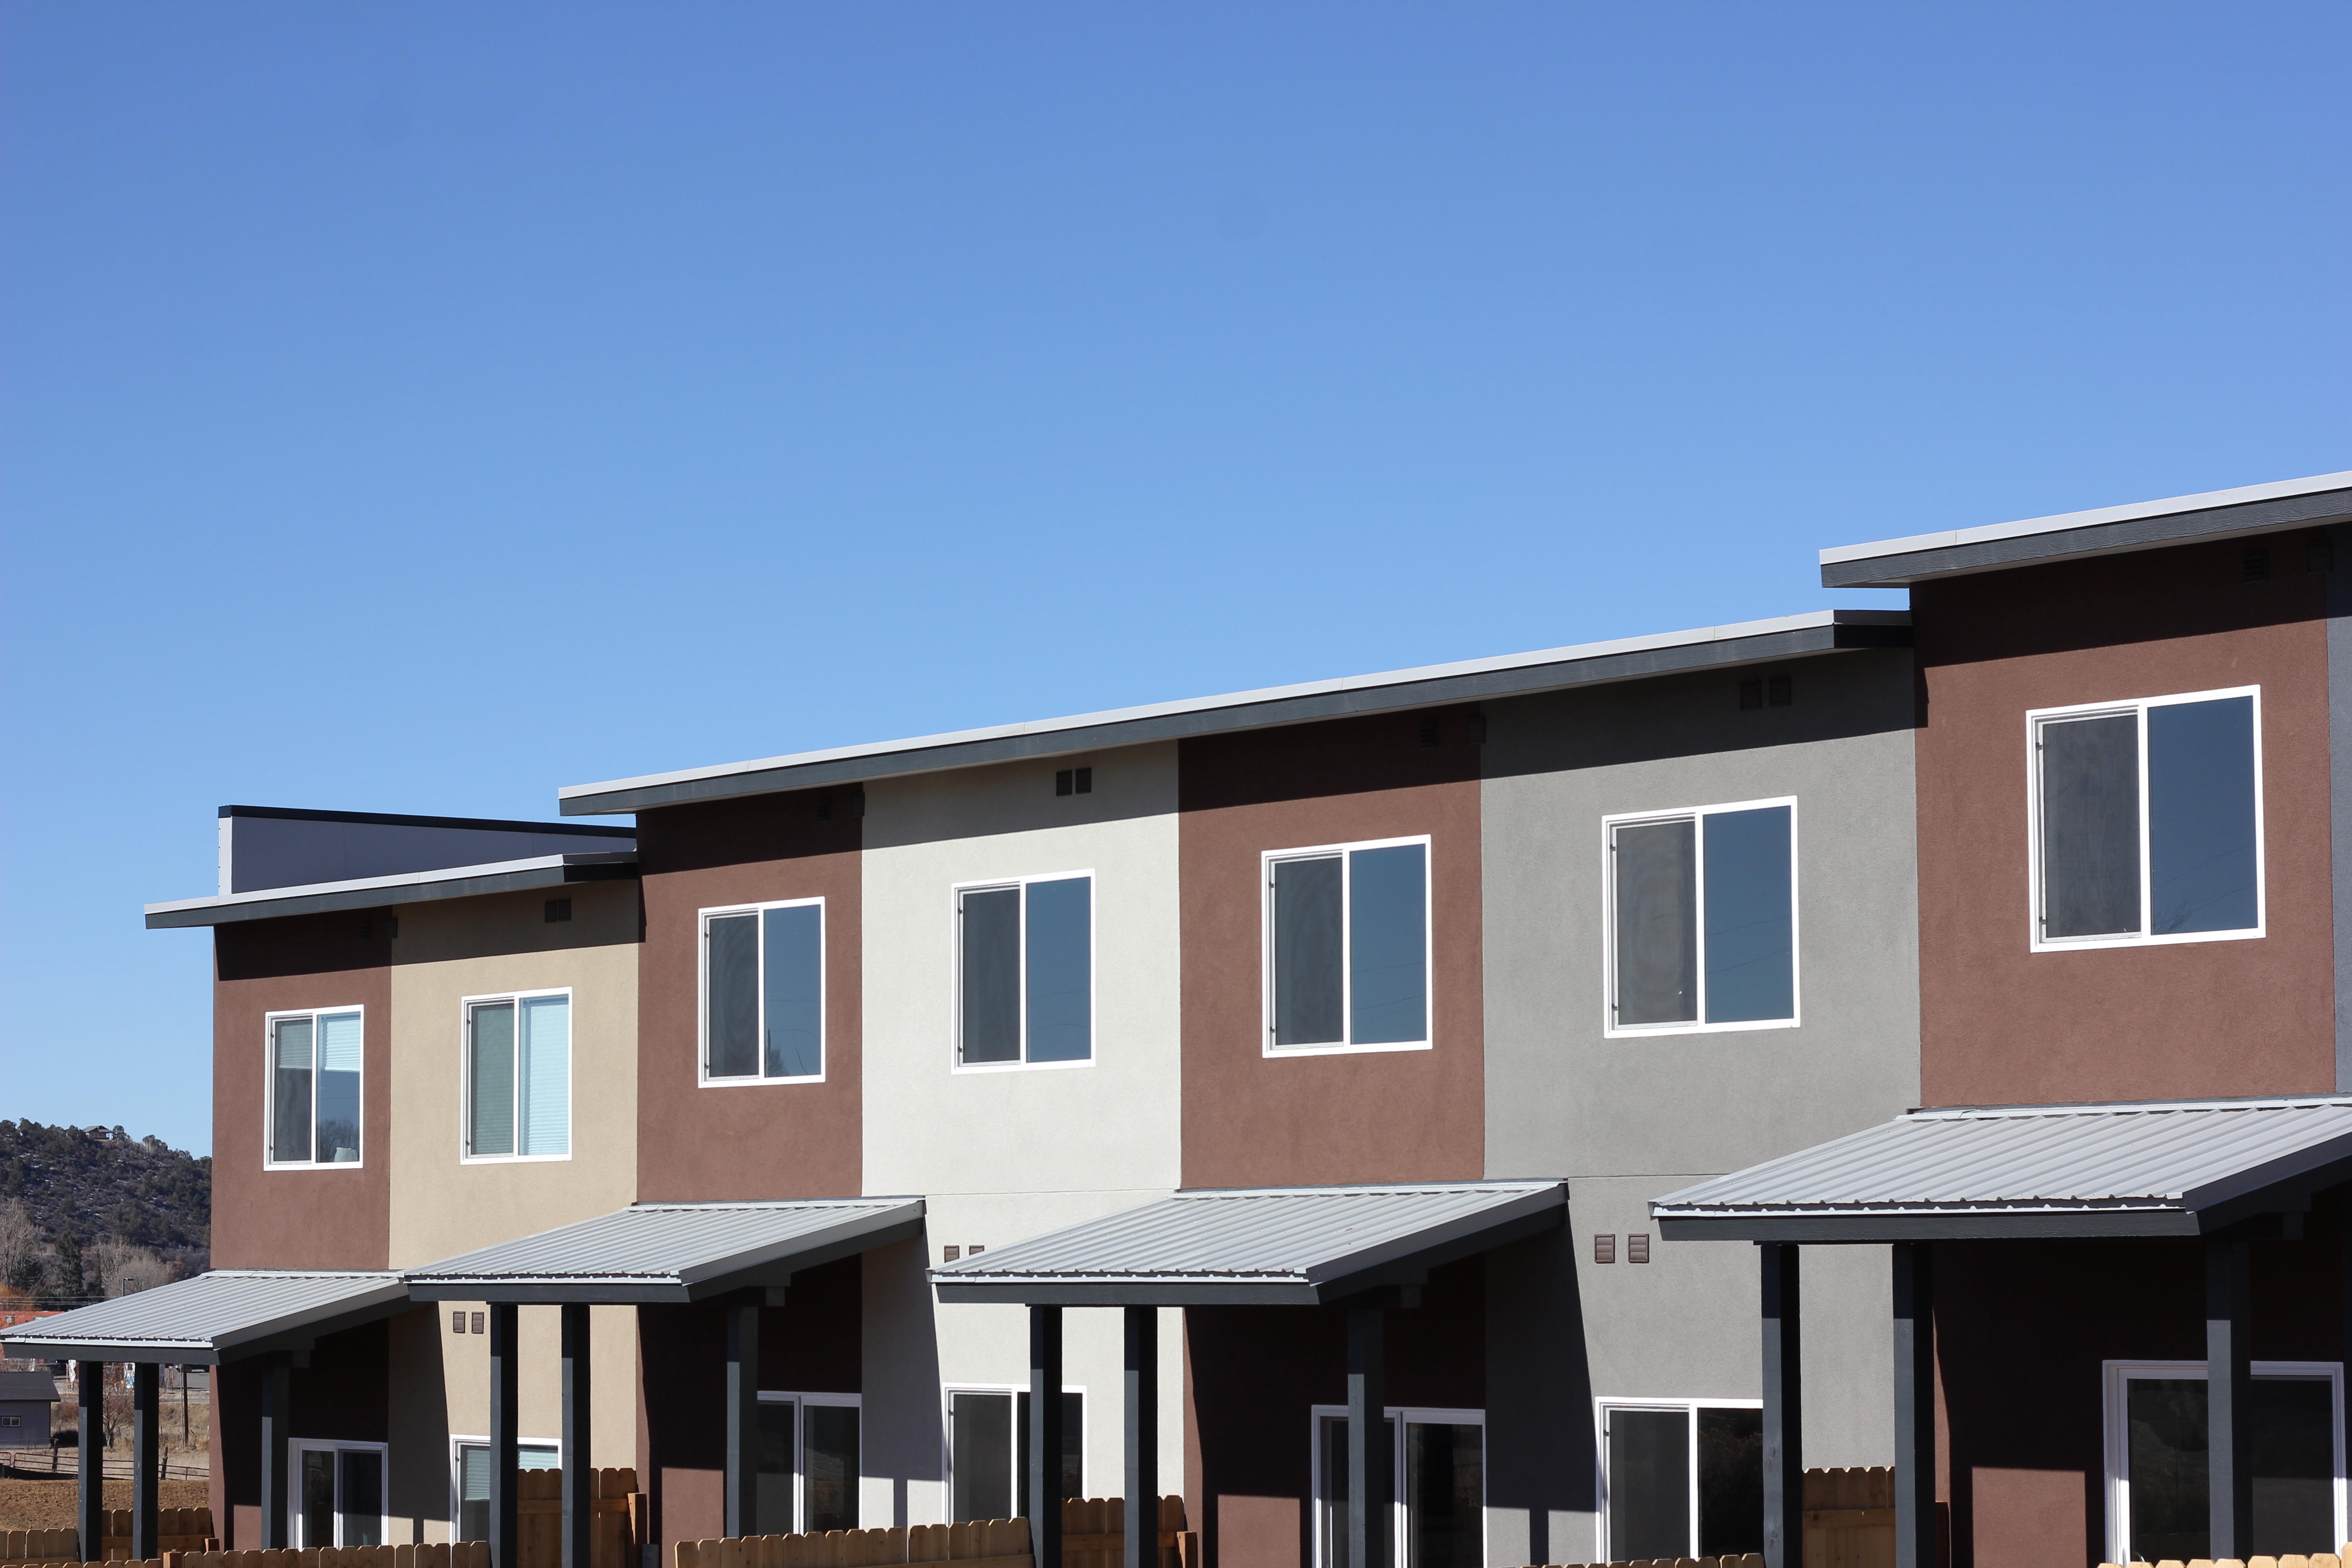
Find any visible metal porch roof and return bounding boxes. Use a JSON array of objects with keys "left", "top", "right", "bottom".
[
  {"left": 1652, "top": 1097, "right": 2352, "bottom": 1241},
  {"left": 931, "top": 1180, "right": 1566, "bottom": 1305},
  {"left": 0, "top": 1272, "right": 409, "bottom": 1364},
  {"left": 403, "top": 1199, "right": 926, "bottom": 1303}
]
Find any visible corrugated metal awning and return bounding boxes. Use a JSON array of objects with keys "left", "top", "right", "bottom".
[
  {"left": 1652, "top": 1097, "right": 2352, "bottom": 1241},
  {"left": 931, "top": 1180, "right": 1566, "bottom": 1305},
  {"left": 404, "top": 1199, "right": 926, "bottom": 1303},
  {"left": 0, "top": 1271, "right": 409, "bottom": 1364}
]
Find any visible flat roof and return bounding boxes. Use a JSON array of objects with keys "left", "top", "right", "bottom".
[
  {"left": 145, "top": 851, "right": 639, "bottom": 929},
  {"left": 1820, "top": 470, "right": 2352, "bottom": 588},
  {"left": 559, "top": 609, "right": 1912, "bottom": 816},
  {"left": 0, "top": 1271, "right": 409, "bottom": 1364},
  {"left": 1651, "top": 1095, "right": 2352, "bottom": 1241}
]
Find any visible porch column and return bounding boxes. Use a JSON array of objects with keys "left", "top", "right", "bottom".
[
  {"left": 1891, "top": 1243, "right": 1935, "bottom": 1568},
  {"left": 1345, "top": 1304, "right": 1390, "bottom": 1568},
  {"left": 2206, "top": 1232, "right": 2254, "bottom": 1560},
  {"left": 1029, "top": 1305, "right": 1063, "bottom": 1568},
  {"left": 76, "top": 1360, "right": 104, "bottom": 1563},
  {"left": 725, "top": 1293, "right": 760, "bottom": 1538},
  {"left": 1760, "top": 1244, "right": 1802, "bottom": 1568},
  {"left": 491, "top": 1303, "right": 521, "bottom": 1568},
  {"left": 259, "top": 1361, "right": 291, "bottom": 1548},
  {"left": 562, "top": 1303, "right": 592, "bottom": 1568},
  {"left": 1125, "top": 1307, "right": 1159, "bottom": 1568},
  {"left": 132, "top": 1362, "right": 160, "bottom": 1559}
]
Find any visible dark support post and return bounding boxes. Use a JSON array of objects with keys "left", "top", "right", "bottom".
[
  {"left": 260, "top": 1361, "right": 291, "bottom": 1548},
  {"left": 1345, "top": 1304, "right": 1390, "bottom": 1568},
  {"left": 2207, "top": 1232, "right": 2254, "bottom": 1561},
  {"left": 562, "top": 1303, "right": 593, "bottom": 1568},
  {"left": 726, "top": 1293, "right": 760, "bottom": 1538},
  {"left": 1760, "top": 1244, "right": 1803, "bottom": 1568},
  {"left": 76, "top": 1360, "right": 105, "bottom": 1563},
  {"left": 1124, "top": 1307, "right": 1159, "bottom": 1568},
  {"left": 1030, "top": 1306, "right": 1064, "bottom": 1568},
  {"left": 1892, "top": 1243, "right": 1936, "bottom": 1568},
  {"left": 132, "top": 1362, "right": 160, "bottom": 1560},
  {"left": 491, "top": 1303, "right": 521, "bottom": 1568}
]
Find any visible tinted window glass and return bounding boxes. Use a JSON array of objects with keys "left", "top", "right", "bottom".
[
  {"left": 1702, "top": 808, "right": 1793, "bottom": 1024},
  {"left": 755, "top": 1399, "right": 795, "bottom": 1534},
  {"left": 1404, "top": 1419, "right": 1482, "bottom": 1568},
  {"left": 338, "top": 1449, "right": 382, "bottom": 1546},
  {"left": 2250, "top": 1375, "right": 2334, "bottom": 1556},
  {"left": 2042, "top": 713, "right": 2141, "bottom": 937},
  {"left": 1607, "top": 1407, "right": 1689, "bottom": 1561},
  {"left": 1274, "top": 857, "right": 1345, "bottom": 1047},
  {"left": 300, "top": 1449, "right": 335, "bottom": 1547},
  {"left": 1015, "top": 1390, "right": 1084, "bottom": 1515},
  {"left": 1351, "top": 845, "right": 1428, "bottom": 1045},
  {"left": 271, "top": 1018, "right": 314, "bottom": 1164},
  {"left": 2149, "top": 695, "right": 2260, "bottom": 935},
  {"left": 951, "top": 1392, "right": 1013, "bottom": 1522},
  {"left": 2128, "top": 1378, "right": 2208, "bottom": 1562},
  {"left": 706, "top": 913, "right": 760, "bottom": 1077},
  {"left": 762, "top": 905, "right": 824, "bottom": 1078},
  {"left": 960, "top": 890, "right": 1022, "bottom": 1065},
  {"left": 314, "top": 1013, "right": 362, "bottom": 1164},
  {"left": 1615, "top": 822, "right": 1697, "bottom": 1026},
  {"left": 1697, "top": 1407, "right": 1764, "bottom": 1557},
  {"left": 1316, "top": 1413, "right": 1397, "bottom": 1568},
  {"left": 469, "top": 1003, "right": 516, "bottom": 1157},
  {"left": 1025, "top": 878, "right": 1093, "bottom": 1063},
  {"left": 805, "top": 1403, "right": 860, "bottom": 1533}
]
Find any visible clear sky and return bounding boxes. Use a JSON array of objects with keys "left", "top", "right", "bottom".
[{"left": 3, "top": 4, "right": 2346, "bottom": 1156}]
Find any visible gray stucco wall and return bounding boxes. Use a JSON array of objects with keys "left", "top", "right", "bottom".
[{"left": 1479, "top": 649, "right": 1921, "bottom": 1566}]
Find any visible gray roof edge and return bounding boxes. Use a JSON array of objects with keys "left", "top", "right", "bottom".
[
  {"left": 1297, "top": 1180, "right": 1567, "bottom": 1288},
  {"left": 146, "top": 853, "right": 640, "bottom": 929},
  {"left": 400, "top": 1197, "right": 926, "bottom": 1286},
  {"left": 560, "top": 613, "right": 1913, "bottom": 816},
  {"left": 0, "top": 1273, "right": 412, "bottom": 1360}
]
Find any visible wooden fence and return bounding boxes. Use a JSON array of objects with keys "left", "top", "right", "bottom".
[
  {"left": 674, "top": 1496, "right": 1197, "bottom": 1568},
  {"left": 514, "top": 1468, "right": 647, "bottom": 1568},
  {"left": 2099, "top": 1551, "right": 2352, "bottom": 1567},
  {"left": 0, "top": 1548, "right": 490, "bottom": 1568},
  {"left": 1514, "top": 1466, "right": 1894, "bottom": 1568},
  {"left": 0, "top": 1509, "right": 219, "bottom": 1563}
]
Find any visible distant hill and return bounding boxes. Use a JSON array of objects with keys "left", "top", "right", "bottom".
[{"left": 0, "top": 1121, "right": 210, "bottom": 1305}]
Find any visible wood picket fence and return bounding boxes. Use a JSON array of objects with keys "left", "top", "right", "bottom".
[
  {"left": 0, "top": 1509, "right": 219, "bottom": 1563},
  {"left": 2099, "top": 1551, "right": 2352, "bottom": 1568},
  {"left": 1514, "top": 1466, "right": 1894, "bottom": 1568},
  {"left": 673, "top": 1496, "right": 1197, "bottom": 1568},
  {"left": 0, "top": 1548, "right": 490, "bottom": 1568},
  {"left": 514, "top": 1468, "right": 647, "bottom": 1568}
]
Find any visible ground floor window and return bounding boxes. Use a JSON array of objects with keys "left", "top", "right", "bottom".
[
  {"left": 452, "top": 1437, "right": 559, "bottom": 1542},
  {"left": 291, "top": 1439, "right": 391, "bottom": 1548},
  {"left": 1595, "top": 1399, "right": 1762, "bottom": 1563},
  {"left": 2104, "top": 1360, "right": 2347, "bottom": 1563},
  {"left": 1311, "top": 1406, "right": 1485, "bottom": 1568},
  {"left": 946, "top": 1386, "right": 1084, "bottom": 1523},
  {"left": 757, "top": 1392, "right": 861, "bottom": 1534}
]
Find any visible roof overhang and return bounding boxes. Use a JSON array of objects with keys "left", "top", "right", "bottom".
[
  {"left": 558, "top": 612, "right": 1911, "bottom": 816},
  {"left": 0, "top": 1271, "right": 410, "bottom": 1365},
  {"left": 1653, "top": 1096, "right": 2352, "bottom": 1243},
  {"left": 145, "top": 852, "right": 639, "bottom": 929},
  {"left": 403, "top": 1199, "right": 926, "bottom": 1304},
  {"left": 1819, "top": 470, "right": 2352, "bottom": 589},
  {"left": 932, "top": 1180, "right": 1567, "bottom": 1306}
]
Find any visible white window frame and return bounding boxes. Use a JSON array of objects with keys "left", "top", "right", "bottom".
[
  {"left": 1308, "top": 1403, "right": 1487, "bottom": 1568},
  {"left": 459, "top": 987, "right": 574, "bottom": 1164},
  {"left": 698, "top": 897, "right": 828, "bottom": 1086},
  {"left": 448, "top": 1434, "right": 561, "bottom": 1543},
  {"left": 941, "top": 1382, "right": 1088, "bottom": 1517},
  {"left": 1592, "top": 1396, "right": 1764, "bottom": 1565},
  {"left": 1261, "top": 835, "right": 1436, "bottom": 1058},
  {"left": 756, "top": 1390, "right": 863, "bottom": 1534},
  {"left": 1601, "top": 797, "right": 1800, "bottom": 1038},
  {"left": 2026, "top": 685, "right": 2267, "bottom": 953},
  {"left": 950, "top": 872, "right": 1098, "bottom": 1074},
  {"left": 287, "top": 1437, "right": 392, "bottom": 1548},
  {"left": 2101, "top": 1358, "right": 2344, "bottom": 1564},
  {"left": 262, "top": 1005, "right": 367, "bottom": 1171}
]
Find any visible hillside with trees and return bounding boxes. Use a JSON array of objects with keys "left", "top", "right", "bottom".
[{"left": 0, "top": 1120, "right": 210, "bottom": 1307}]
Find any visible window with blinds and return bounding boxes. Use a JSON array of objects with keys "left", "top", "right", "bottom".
[
  {"left": 466, "top": 993, "right": 572, "bottom": 1160},
  {"left": 267, "top": 1009, "right": 364, "bottom": 1167}
]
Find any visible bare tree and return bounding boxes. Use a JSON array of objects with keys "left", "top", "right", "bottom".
[
  {"left": 0, "top": 1200, "right": 38, "bottom": 1294},
  {"left": 90, "top": 1238, "right": 167, "bottom": 1298}
]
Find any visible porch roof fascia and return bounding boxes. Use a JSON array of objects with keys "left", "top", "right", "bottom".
[{"left": 0, "top": 1270, "right": 410, "bottom": 1365}]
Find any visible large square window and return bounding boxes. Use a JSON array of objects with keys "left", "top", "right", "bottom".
[
  {"left": 946, "top": 1387, "right": 1084, "bottom": 1522},
  {"left": 465, "top": 991, "right": 570, "bottom": 1160},
  {"left": 1311, "top": 1406, "right": 1484, "bottom": 1568},
  {"left": 292, "top": 1440, "right": 389, "bottom": 1547},
  {"left": 267, "top": 1009, "right": 363, "bottom": 1168},
  {"left": 2103, "top": 1360, "right": 2343, "bottom": 1563},
  {"left": 956, "top": 875, "right": 1093, "bottom": 1068},
  {"left": 1605, "top": 800, "right": 1796, "bottom": 1034},
  {"left": 756, "top": 1392, "right": 862, "bottom": 1535},
  {"left": 1265, "top": 839, "right": 1431, "bottom": 1054},
  {"left": 1596, "top": 1401, "right": 1763, "bottom": 1563},
  {"left": 2033, "top": 689, "right": 2264, "bottom": 948},
  {"left": 702, "top": 900, "right": 826, "bottom": 1083}
]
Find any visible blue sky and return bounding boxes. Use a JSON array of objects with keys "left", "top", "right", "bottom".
[{"left": 4, "top": 4, "right": 2346, "bottom": 1156}]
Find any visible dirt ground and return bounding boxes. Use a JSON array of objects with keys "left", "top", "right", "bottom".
[{"left": 0, "top": 1477, "right": 211, "bottom": 1530}]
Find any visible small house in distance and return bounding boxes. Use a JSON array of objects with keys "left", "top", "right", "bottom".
[{"left": 0, "top": 1370, "right": 62, "bottom": 1447}]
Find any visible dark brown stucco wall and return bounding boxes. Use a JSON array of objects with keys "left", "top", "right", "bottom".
[
  {"left": 1178, "top": 710, "right": 1484, "bottom": 1189},
  {"left": 213, "top": 1318, "right": 395, "bottom": 1548},
  {"left": 633, "top": 792, "right": 862, "bottom": 1201},
  {"left": 212, "top": 915, "right": 393, "bottom": 1269},
  {"left": 1912, "top": 543, "right": 2334, "bottom": 1106}
]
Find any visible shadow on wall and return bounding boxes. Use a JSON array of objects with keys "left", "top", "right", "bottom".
[
  {"left": 387, "top": 1306, "right": 451, "bottom": 1542},
  {"left": 1486, "top": 1229, "right": 1595, "bottom": 1568}
]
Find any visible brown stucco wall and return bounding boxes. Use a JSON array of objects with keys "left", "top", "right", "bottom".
[
  {"left": 1912, "top": 542, "right": 2335, "bottom": 1106},
  {"left": 212, "top": 914, "right": 394, "bottom": 1269},
  {"left": 634, "top": 793, "right": 862, "bottom": 1200},
  {"left": 1177, "top": 709, "right": 1484, "bottom": 1188}
]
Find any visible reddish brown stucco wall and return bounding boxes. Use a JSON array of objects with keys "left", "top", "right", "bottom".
[
  {"left": 634, "top": 792, "right": 862, "bottom": 1200},
  {"left": 212, "top": 915, "right": 393, "bottom": 1269},
  {"left": 1912, "top": 543, "right": 2334, "bottom": 1106},
  {"left": 1178, "top": 709, "right": 1484, "bottom": 1189}
]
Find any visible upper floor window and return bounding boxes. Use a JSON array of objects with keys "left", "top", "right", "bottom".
[
  {"left": 268, "top": 1008, "right": 363, "bottom": 1167},
  {"left": 956, "top": 875, "right": 1093, "bottom": 1068},
  {"left": 465, "top": 990, "right": 570, "bottom": 1160},
  {"left": 1606, "top": 801, "right": 1797, "bottom": 1034},
  {"left": 2031, "top": 688, "right": 2263, "bottom": 949},
  {"left": 1264, "top": 838, "right": 1430, "bottom": 1054},
  {"left": 703, "top": 899, "right": 825, "bottom": 1083}
]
